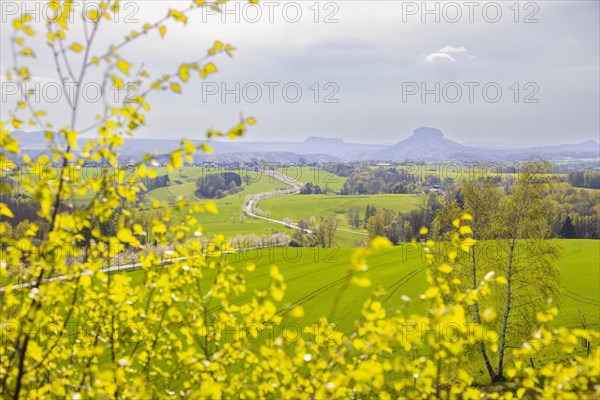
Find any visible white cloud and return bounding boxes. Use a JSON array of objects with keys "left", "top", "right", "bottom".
[
  {"left": 425, "top": 52, "right": 456, "bottom": 62},
  {"left": 438, "top": 45, "right": 467, "bottom": 53}
]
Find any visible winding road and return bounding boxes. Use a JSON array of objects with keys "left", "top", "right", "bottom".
[{"left": 242, "top": 169, "right": 367, "bottom": 237}]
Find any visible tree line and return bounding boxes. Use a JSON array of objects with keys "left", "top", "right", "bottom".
[
  {"left": 342, "top": 166, "right": 428, "bottom": 195},
  {"left": 567, "top": 170, "right": 600, "bottom": 189},
  {"left": 195, "top": 172, "right": 244, "bottom": 199},
  {"left": 364, "top": 170, "right": 599, "bottom": 241}
]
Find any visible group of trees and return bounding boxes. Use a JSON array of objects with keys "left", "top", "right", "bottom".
[
  {"left": 140, "top": 174, "right": 170, "bottom": 191},
  {"left": 290, "top": 229, "right": 317, "bottom": 247},
  {"left": 342, "top": 166, "right": 432, "bottom": 195},
  {"left": 545, "top": 182, "right": 600, "bottom": 239},
  {"left": 362, "top": 168, "right": 600, "bottom": 244},
  {"left": 360, "top": 174, "right": 600, "bottom": 241},
  {"left": 299, "top": 182, "right": 323, "bottom": 194},
  {"left": 0, "top": 193, "right": 42, "bottom": 229},
  {"left": 365, "top": 208, "right": 434, "bottom": 243},
  {"left": 314, "top": 217, "right": 339, "bottom": 248},
  {"left": 363, "top": 204, "right": 376, "bottom": 228},
  {"left": 287, "top": 216, "right": 338, "bottom": 248},
  {"left": 568, "top": 170, "right": 600, "bottom": 189},
  {"left": 346, "top": 206, "right": 362, "bottom": 229},
  {"left": 228, "top": 232, "right": 290, "bottom": 249},
  {"left": 364, "top": 192, "right": 442, "bottom": 243},
  {"left": 195, "top": 172, "right": 243, "bottom": 199}
]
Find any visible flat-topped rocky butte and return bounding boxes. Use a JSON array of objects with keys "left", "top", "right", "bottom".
[{"left": 412, "top": 127, "right": 444, "bottom": 139}]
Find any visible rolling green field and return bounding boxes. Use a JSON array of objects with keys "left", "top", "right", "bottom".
[
  {"left": 145, "top": 169, "right": 293, "bottom": 239},
  {"left": 144, "top": 168, "right": 287, "bottom": 203},
  {"left": 119, "top": 238, "right": 599, "bottom": 370},
  {"left": 143, "top": 168, "right": 423, "bottom": 246},
  {"left": 553, "top": 239, "right": 600, "bottom": 328},
  {"left": 127, "top": 245, "right": 428, "bottom": 334},
  {"left": 277, "top": 166, "right": 347, "bottom": 193},
  {"left": 259, "top": 194, "right": 423, "bottom": 226},
  {"left": 225, "top": 239, "right": 597, "bottom": 332},
  {"left": 122, "top": 239, "right": 598, "bottom": 334},
  {"left": 126, "top": 238, "right": 598, "bottom": 383},
  {"left": 29, "top": 166, "right": 290, "bottom": 206}
]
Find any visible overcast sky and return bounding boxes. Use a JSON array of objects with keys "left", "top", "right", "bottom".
[{"left": 1, "top": 0, "right": 599, "bottom": 146}]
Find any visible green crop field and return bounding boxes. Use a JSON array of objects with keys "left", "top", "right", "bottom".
[
  {"left": 221, "top": 239, "right": 598, "bottom": 332},
  {"left": 122, "top": 239, "right": 598, "bottom": 334},
  {"left": 120, "top": 238, "right": 598, "bottom": 370},
  {"left": 277, "top": 166, "right": 347, "bottom": 193},
  {"left": 553, "top": 239, "right": 600, "bottom": 328},
  {"left": 259, "top": 194, "right": 423, "bottom": 225},
  {"left": 128, "top": 238, "right": 598, "bottom": 383}
]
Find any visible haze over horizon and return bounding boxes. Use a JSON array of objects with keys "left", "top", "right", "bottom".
[{"left": 1, "top": 1, "right": 599, "bottom": 146}]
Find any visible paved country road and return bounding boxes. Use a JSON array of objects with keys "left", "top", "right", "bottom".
[
  {"left": 242, "top": 169, "right": 367, "bottom": 237},
  {"left": 0, "top": 243, "right": 288, "bottom": 293}
]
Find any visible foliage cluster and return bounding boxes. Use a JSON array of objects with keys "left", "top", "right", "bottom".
[{"left": 0, "top": 2, "right": 597, "bottom": 398}]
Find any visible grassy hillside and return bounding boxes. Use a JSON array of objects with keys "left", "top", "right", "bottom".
[
  {"left": 125, "top": 239, "right": 598, "bottom": 334},
  {"left": 154, "top": 170, "right": 292, "bottom": 239},
  {"left": 553, "top": 239, "right": 600, "bottom": 328},
  {"left": 277, "top": 166, "right": 347, "bottom": 193},
  {"left": 259, "top": 194, "right": 423, "bottom": 226},
  {"left": 144, "top": 168, "right": 287, "bottom": 203},
  {"left": 87, "top": 239, "right": 600, "bottom": 386}
]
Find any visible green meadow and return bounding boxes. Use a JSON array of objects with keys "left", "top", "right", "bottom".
[
  {"left": 121, "top": 239, "right": 599, "bottom": 335},
  {"left": 144, "top": 168, "right": 290, "bottom": 203},
  {"left": 143, "top": 169, "right": 291, "bottom": 239},
  {"left": 121, "top": 238, "right": 598, "bottom": 380},
  {"left": 5, "top": 237, "right": 596, "bottom": 384},
  {"left": 277, "top": 166, "right": 347, "bottom": 193},
  {"left": 259, "top": 194, "right": 422, "bottom": 225}
]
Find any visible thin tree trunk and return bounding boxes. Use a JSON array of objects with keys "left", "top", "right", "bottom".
[
  {"left": 471, "top": 246, "right": 496, "bottom": 381},
  {"left": 496, "top": 238, "right": 517, "bottom": 382}
]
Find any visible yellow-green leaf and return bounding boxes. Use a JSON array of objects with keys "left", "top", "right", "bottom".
[
  {"left": 70, "top": 43, "right": 84, "bottom": 53},
  {"left": 459, "top": 225, "right": 473, "bottom": 235},
  {"left": 351, "top": 276, "right": 371, "bottom": 288},
  {"left": 66, "top": 130, "right": 77, "bottom": 147},
  {"left": 117, "top": 59, "right": 131, "bottom": 75},
  {"left": 179, "top": 64, "right": 190, "bottom": 82},
  {"left": 205, "top": 200, "right": 217, "bottom": 214},
  {"left": 200, "top": 142, "right": 213, "bottom": 154},
  {"left": 0, "top": 203, "right": 14, "bottom": 218},
  {"left": 438, "top": 263, "right": 452, "bottom": 273},
  {"left": 117, "top": 228, "right": 138, "bottom": 244}
]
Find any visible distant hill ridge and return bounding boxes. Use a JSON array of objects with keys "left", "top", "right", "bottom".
[
  {"left": 8, "top": 128, "right": 599, "bottom": 162},
  {"left": 372, "top": 127, "right": 472, "bottom": 161}
]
